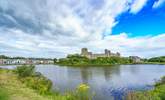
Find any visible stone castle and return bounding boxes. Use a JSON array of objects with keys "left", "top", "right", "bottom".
[{"left": 80, "top": 48, "right": 120, "bottom": 59}]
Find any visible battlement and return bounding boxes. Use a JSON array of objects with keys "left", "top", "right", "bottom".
[{"left": 81, "top": 48, "right": 120, "bottom": 59}]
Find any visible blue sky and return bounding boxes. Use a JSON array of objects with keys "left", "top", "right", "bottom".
[
  {"left": 0, "top": 0, "right": 165, "bottom": 58},
  {"left": 112, "top": 0, "right": 165, "bottom": 37}
]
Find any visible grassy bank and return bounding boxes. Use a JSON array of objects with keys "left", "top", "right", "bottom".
[
  {"left": 56, "top": 62, "right": 165, "bottom": 67},
  {"left": 0, "top": 66, "right": 92, "bottom": 100},
  {"left": 127, "top": 76, "right": 165, "bottom": 100},
  {"left": 140, "top": 62, "right": 165, "bottom": 65},
  {"left": 0, "top": 68, "right": 51, "bottom": 100},
  {"left": 56, "top": 63, "right": 138, "bottom": 68}
]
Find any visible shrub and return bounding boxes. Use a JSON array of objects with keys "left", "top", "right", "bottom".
[
  {"left": 14, "top": 65, "right": 53, "bottom": 95},
  {"left": 23, "top": 76, "right": 52, "bottom": 95},
  {"left": 62, "top": 84, "right": 93, "bottom": 100},
  {"left": 155, "top": 76, "right": 165, "bottom": 86},
  {"left": 76, "top": 84, "right": 91, "bottom": 100},
  {"left": 14, "top": 65, "right": 35, "bottom": 77},
  {"left": 127, "top": 76, "right": 165, "bottom": 100},
  {"left": 66, "top": 84, "right": 92, "bottom": 100}
]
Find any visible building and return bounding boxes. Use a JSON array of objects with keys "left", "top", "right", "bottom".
[
  {"left": 129, "top": 56, "right": 141, "bottom": 63},
  {"left": 0, "top": 58, "right": 54, "bottom": 65},
  {"left": 0, "top": 59, "right": 3, "bottom": 65},
  {"left": 12, "top": 59, "right": 26, "bottom": 64},
  {"left": 25, "top": 59, "right": 33, "bottom": 65},
  {"left": 81, "top": 48, "right": 120, "bottom": 59}
]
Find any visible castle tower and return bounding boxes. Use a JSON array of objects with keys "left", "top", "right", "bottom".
[
  {"left": 105, "top": 49, "right": 111, "bottom": 57},
  {"left": 116, "top": 52, "right": 120, "bottom": 56},
  {"left": 105, "top": 49, "right": 109, "bottom": 56},
  {"left": 108, "top": 50, "right": 111, "bottom": 56},
  {"left": 81, "top": 48, "right": 88, "bottom": 56}
]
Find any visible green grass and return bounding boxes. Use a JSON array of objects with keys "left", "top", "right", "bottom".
[
  {"left": 0, "top": 87, "right": 9, "bottom": 100},
  {"left": 0, "top": 68, "right": 92, "bottom": 100},
  {"left": 0, "top": 69, "right": 50, "bottom": 100}
]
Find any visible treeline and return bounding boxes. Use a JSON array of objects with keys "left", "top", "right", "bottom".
[
  {"left": 0, "top": 55, "right": 53, "bottom": 60},
  {"left": 58, "top": 54, "right": 132, "bottom": 65},
  {"left": 147, "top": 56, "right": 165, "bottom": 63}
]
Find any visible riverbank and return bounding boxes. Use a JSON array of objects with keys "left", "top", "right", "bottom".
[
  {"left": 0, "top": 69, "right": 51, "bottom": 100},
  {"left": 0, "top": 67, "right": 92, "bottom": 100},
  {"left": 127, "top": 76, "right": 165, "bottom": 100},
  {"left": 140, "top": 62, "right": 165, "bottom": 65},
  {"left": 56, "top": 62, "right": 165, "bottom": 67}
]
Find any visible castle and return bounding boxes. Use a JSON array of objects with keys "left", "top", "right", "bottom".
[{"left": 80, "top": 48, "right": 120, "bottom": 59}]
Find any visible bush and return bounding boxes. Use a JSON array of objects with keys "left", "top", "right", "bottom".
[
  {"left": 65, "top": 84, "right": 92, "bottom": 100},
  {"left": 14, "top": 65, "right": 53, "bottom": 95},
  {"left": 155, "top": 76, "right": 165, "bottom": 86},
  {"left": 14, "top": 65, "right": 35, "bottom": 77},
  {"left": 22, "top": 76, "right": 52, "bottom": 95},
  {"left": 127, "top": 76, "right": 165, "bottom": 100},
  {"left": 76, "top": 84, "right": 91, "bottom": 100}
]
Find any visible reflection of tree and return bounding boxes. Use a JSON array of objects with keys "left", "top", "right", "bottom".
[
  {"left": 103, "top": 67, "right": 112, "bottom": 81},
  {"left": 103, "top": 66, "right": 121, "bottom": 81},
  {"left": 80, "top": 67, "right": 92, "bottom": 84},
  {"left": 129, "top": 65, "right": 139, "bottom": 74}
]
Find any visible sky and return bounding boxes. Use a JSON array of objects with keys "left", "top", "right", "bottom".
[{"left": 0, "top": 0, "right": 165, "bottom": 58}]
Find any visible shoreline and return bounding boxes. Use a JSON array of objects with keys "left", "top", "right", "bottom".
[
  {"left": 0, "top": 62, "right": 165, "bottom": 67},
  {"left": 55, "top": 62, "right": 165, "bottom": 67}
]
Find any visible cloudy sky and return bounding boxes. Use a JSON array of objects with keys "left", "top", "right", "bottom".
[{"left": 0, "top": 0, "right": 165, "bottom": 58}]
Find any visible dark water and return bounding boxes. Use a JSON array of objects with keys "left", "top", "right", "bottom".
[{"left": 1, "top": 64, "right": 165, "bottom": 100}]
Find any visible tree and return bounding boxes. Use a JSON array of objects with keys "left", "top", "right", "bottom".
[{"left": 53, "top": 58, "right": 57, "bottom": 63}]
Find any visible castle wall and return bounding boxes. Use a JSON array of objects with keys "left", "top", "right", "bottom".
[
  {"left": 81, "top": 48, "right": 120, "bottom": 59},
  {"left": 91, "top": 54, "right": 107, "bottom": 59}
]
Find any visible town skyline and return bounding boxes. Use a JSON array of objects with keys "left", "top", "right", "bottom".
[{"left": 0, "top": 0, "right": 165, "bottom": 58}]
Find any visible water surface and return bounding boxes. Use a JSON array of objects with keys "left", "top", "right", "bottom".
[{"left": 1, "top": 64, "right": 165, "bottom": 100}]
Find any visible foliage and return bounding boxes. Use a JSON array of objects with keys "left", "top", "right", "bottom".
[
  {"left": 1, "top": 67, "right": 92, "bottom": 100},
  {"left": 14, "top": 65, "right": 35, "bottom": 77},
  {"left": 126, "top": 91, "right": 160, "bottom": 100},
  {"left": 127, "top": 76, "right": 165, "bottom": 100},
  {"left": 58, "top": 54, "right": 132, "bottom": 65},
  {"left": 0, "top": 68, "right": 51, "bottom": 100},
  {"left": 22, "top": 75, "right": 52, "bottom": 95},
  {"left": 75, "top": 84, "right": 91, "bottom": 100},
  {"left": 64, "top": 84, "right": 92, "bottom": 100},
  {"left": 155, "top": 76, "right": 165, "bottom": 86},
  {"left": 148, "top": 56, "right": 165, "bottom": 63},
  {"left": 0, "top": 55, "right": 10, "bottom": 59},
  {"left": 14, "top": 65, "right": 53, "bottom": 95},
  {"left": 53, "top": 58, "right": 57, "bottom": 63}
]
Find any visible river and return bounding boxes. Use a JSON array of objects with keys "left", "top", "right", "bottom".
[{"left": 1, "top": 64, "right": 165, "bottom": 100}]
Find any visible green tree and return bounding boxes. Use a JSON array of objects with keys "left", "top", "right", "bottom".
[
  {"left": 53, "top": 58, "right": 57, "bottom": 63},
  {"left": 14, "top": 65, "right": 35, "bottom": 77}
]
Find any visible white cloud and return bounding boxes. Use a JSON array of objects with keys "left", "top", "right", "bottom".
[
  {"left": 0, "top": 28, "right": 165, "bottom": 58},
  {"left": 130, "top": 0, "right": 148, "bottom": 14},
  {"left": 0, "top": 0, "right": 164, "bottom": 58},
  {"left": 153, "top": 0, "right": 165, "bottom": 8}
]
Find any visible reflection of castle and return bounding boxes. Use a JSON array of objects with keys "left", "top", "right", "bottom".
[{"left": 81, "top": 48, "right": 120, "bottom": 59}]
